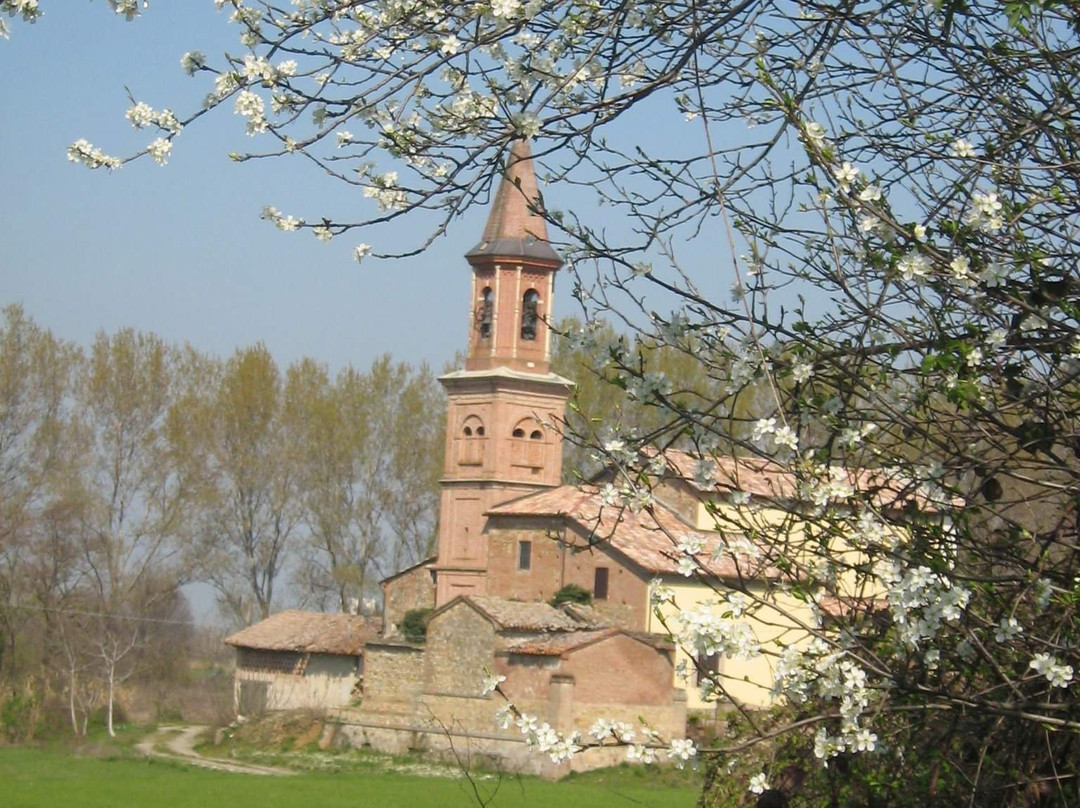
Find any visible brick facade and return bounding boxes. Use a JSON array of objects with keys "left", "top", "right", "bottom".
[{"left": 484, "top": 517, "right": 650, "bottom": 631}]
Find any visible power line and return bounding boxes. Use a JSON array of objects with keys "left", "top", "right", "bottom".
[{"left": 8, "top": 602, "right": 205, "bottom": 627}]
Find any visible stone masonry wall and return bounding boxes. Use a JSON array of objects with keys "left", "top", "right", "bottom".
[
  {"left": 425, "top": 602, "right": 496, "bottom": 697},
  {"left": 359, "top": 644, "right": 425, "bottom": 714},
  {"left": 382, "top": 563, "right": 436, "bottom": 635}
]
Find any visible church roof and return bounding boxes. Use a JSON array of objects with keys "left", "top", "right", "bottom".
[
  {"left": 466, "top": 140, "right": 561, "bottom": 265},
  {"left": 654, "top": 447, "right": 954, "bottom": 511},
  {"left": 225, "top": 610, "right": 382, "bottom": 656},
  {"left": 488, "top": 485, "right": 776, "bottom": 580}
]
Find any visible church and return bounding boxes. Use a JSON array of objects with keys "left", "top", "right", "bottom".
[{"left": 227, "top": 140, "right": 843, "bottom": 775}]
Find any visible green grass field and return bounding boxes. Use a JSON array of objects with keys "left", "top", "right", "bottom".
[{"left": 0, "top": 746, "right": 700, "bottom": 808}]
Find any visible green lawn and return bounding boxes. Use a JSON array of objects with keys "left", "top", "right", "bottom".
[{"left": 0, "top": 746, "right": 699, "bottom": 808}]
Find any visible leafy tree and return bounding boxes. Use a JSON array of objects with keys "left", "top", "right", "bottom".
[
  {"left": 190, "top": 344, "right": 300, "bottom": 627},
  {"left": 287, "top": 354, "right": 442, "bottom": 612},
  {"left": 51, "top": 0, "right": 1080, "bottom": 802},
  {"left": 0, "top": 305, "right": 78, "bottom": 681},
  {"left": 398, "top": 607, "right": 432, "bottom": 644},
  {"left": 74, "top": 328, "right": 191, "bottom": 735}
]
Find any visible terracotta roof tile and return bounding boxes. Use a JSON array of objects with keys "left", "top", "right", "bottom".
[
  {"left": 465, "top": 595, "right": 596, "bottom": 631},
  {"left": 224, "top": 610, "right": 381, "bottom": 656},
  {"left": 505, "top": 628, "right": 618, "bottom": 656},
  {"left": 656, "top": 448, "right": 951, "bottom": 511},
  {"left": 506, "top": 628, "right": 675, "bottom": 657},
  {"left": 489, "top": 486, "right": 773, "bottom": 579}
]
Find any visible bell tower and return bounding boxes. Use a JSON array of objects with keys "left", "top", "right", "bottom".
[{"left": 433, "top": 140, "right": 573, "bottom": 606}]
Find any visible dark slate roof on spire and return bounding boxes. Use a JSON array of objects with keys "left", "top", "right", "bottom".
[{"left": 466, "top": 140, "right": 562, "bottom": 265}]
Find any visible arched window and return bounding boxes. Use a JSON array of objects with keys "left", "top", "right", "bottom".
[
  {"left": 458, "top": 416, "right": 485, "bottom": 466},
  {"left": 478, "top": 287, "right": 493, "bottom": 339},
  {"left": 520, "top": 289, "right": 539, "bottom": 341},
  {"left": 511, "top": 420, "right": 544, "bottom": 468}
]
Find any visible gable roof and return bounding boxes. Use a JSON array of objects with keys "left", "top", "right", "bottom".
[
  {"left": 488, "top": 485, "right": 773, "bottom": 579},
  {"left": 505, "top": 628, "right": 673, "bottom": 657},
  {"left": 224, "top": 610, "right": 381, "bottom": 656},
  {"left": 379, "top": 556, "right": 436, "bottom": 587},
  {"left": 435, "top": 594, "right": 599, "bottom": 632}
]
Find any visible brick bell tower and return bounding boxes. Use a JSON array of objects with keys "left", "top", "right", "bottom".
[{"left": 433, "top": 140, "right": 573, "bottom": 606}]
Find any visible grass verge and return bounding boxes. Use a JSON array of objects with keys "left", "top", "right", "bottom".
[{"left": 1, "top": 745, "right": 700, "bottom": 808}]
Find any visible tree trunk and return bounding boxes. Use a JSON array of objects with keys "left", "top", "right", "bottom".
[
  {"left": 68, "top": 666, "right": 78, "bottom": 736},
  {"left": 106, "top": 661, "right": 116, "bottom": 737}
]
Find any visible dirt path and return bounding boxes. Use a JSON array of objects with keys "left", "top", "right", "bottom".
[{"left": 137, "top": 725, "right": 296, "bottom": 776}]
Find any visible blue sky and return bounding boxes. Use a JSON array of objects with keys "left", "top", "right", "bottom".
[{"left": 0, "top": 3, "right": 494, "bottom": 375}]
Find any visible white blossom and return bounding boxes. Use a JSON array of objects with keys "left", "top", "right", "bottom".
[
  {"left": 951, "top": 138, "right": 976, "bottom": 157},
  {"left": 668, "top": 738, "right": 697, "bottom": 767},
  {"left": 67, "top": 139, "right": 122, "bottom": 170},
  {"left": 965, "top": 190, "right": 1004, "bottom": 233},
  {"left": 897, "top": 251, "right": 930, "bottom": 281},
  {"left": 858, "top": 185, "right": 882, "bottom": 202},
  {"left": 833, "top": 161, "right": 859, "bottom": 192},
  {"left": 234, "top": 89, "right": 267, "bottom": 135},
  {"left": 481, "top": 673, "right": 506, "bottom": 695},
  {"left": 752, "top": 418, "right": 777, "bottom": 441},
  {"left": 994, "top": 617, "right": 1021, "bottom": 643},
  {"left": 1029, "top": 653, "right": 1073, "bottom": 688},
  {"left": 749, "top": 773, "right": 770, "bottom": 794},
  {"left": 146, "top": 137, "right": 172, "bottom": 166}
]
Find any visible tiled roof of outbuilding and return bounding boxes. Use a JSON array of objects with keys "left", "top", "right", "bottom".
[
  {"left": 224, "top": 610, "right": 381, "bottom": 656},
  {"left": 505, "top": 628, "right": 674, "bottom": 657},
  {"left": 465, "top": 595, "right": 599, "bottom": 631}
]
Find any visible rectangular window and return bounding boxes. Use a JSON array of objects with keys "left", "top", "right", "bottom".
[
  {"left": 518, "top": 540, "right": 532, "bottom": 571},
  {"left": 695, "top": 652, "right": 721, "bottom": 686},
  {"left": 593, "top": 567, "right": 609, "bottom": 600}
]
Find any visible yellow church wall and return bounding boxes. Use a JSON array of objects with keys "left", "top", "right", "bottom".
[
  {"left": 645, "top": 497, "right": 909, "bottom": 711},
  {"left": 695, "top": 498, "right": 897, "bottom": 602},
  {"left": 647, "top": 577, "right": 818, "bottom": 711}
]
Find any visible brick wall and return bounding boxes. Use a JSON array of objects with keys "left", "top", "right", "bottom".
[
  {"left": 562, "top": 635, "right": 673, "bottom": 705},
  {"left": 233, "top": 652, "right": 359, "bottom": 713},
  {"left": 654, "top": 479, "right": 702, "bottom": 524},
  {"left": 485, "top": 518, "right": 650, "bottom": 630}
]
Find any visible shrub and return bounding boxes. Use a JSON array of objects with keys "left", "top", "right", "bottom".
[
  {"left": 398, "top": 608, "right": 432, "bottom": 643},
  {"left": 550, "top": 584, "right": 592, "bottom": 607}
]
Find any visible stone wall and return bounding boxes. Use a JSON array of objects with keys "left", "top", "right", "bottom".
[
  {"left": 424, "top": 601, "right": 496, "bottom": 697},
  {"left": 382, "top": 562, "right": 436, "bottom": 635},
  {"left": 359, "top": 642, "right": 425, "bottom": 714}
]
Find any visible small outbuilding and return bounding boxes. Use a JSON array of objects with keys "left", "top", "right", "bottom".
[{"left": 225, "top": 610, "right": 382, "bottom": 716}]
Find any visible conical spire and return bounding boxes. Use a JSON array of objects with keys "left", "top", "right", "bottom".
[{"left": 466, "top": 140, "right": 561, "bottom": 265}]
